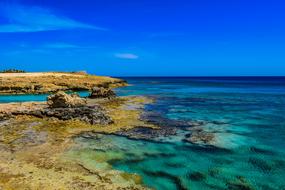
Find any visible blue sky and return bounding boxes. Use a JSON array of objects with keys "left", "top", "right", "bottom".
[{"left": 0, "top": 0, "right": 285, "bottom": 76}]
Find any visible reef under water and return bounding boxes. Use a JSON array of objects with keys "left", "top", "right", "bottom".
[{"left": 1, "top": 77, "right": 285, "bottom": 190}]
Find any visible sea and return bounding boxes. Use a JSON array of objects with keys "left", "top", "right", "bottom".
[{"left": 1, "top": 77, "right": 285, "bottom": 190}]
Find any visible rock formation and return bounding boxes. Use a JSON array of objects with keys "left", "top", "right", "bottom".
[
  {"left": 0, "top": 91, "right": 113, "bottom": 125},
  {"left": 89, "top": 87, "right": 116, "bottom": 99},
  {"left": 0, "top": 72, "right": 127, "bottom": 94},
  {"left": 47, "top": 91, "right": 87, "bottom": 108},
  {"left": 23, "top": 106, "right": 113, "bottom": 125}
]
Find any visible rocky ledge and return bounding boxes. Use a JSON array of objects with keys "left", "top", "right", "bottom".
[
  {"left": 0, "top": 72, "right": 127, "bottom": 94},
  {"left": 0, "top": 91, "right": 113, "bottom": 125},
  {"left": 0, "top": 93, "right": 153, "bottom": 190},
  {"left": 89, "top": 87, "right": 116, "bottom": 99}
]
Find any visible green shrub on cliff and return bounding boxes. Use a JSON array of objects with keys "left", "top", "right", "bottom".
[{"left": 0, "top": 69, "right": 26, "bottom": 73}]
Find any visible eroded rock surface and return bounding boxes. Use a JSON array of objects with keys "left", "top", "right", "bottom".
[
  {"left": 89, "top": 87, "right": 116, "bottom": 99},
  {"left": 0, "top": 96, "right": 154, "bottom": 190},
  {"left": 47, "top": 91, "right": 87, "bottom": 108},
  {"left": 0, "top": 92, "right": 113, "bottom": 125},
  {"left": 0, "top": 72, "right": 127, "bottom": 94}
]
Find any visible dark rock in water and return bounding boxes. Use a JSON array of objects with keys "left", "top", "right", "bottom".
[
  {"left": 211, "top": 120, "right": 228, "bottom": 125},
  {"left": 115, "top": 111, "right": 208, "bottom": 141},
  {"left": 183, "top": 131, "right": 215, "bottom": 145},
  {"left": 47, "top": 91, "right": 87, "bottom": 108},
  {"left": 164, "top": 162, "right": 185, "bottom": 168},
  {"left": 187, "top": 171, "right": 206, "bottom": 181},
  {"left": 248, "top": 157, "right": 273, "bottom": 173},
  {"left": 226, "top": 182, "right": 253, "bottom": 190},
  {"left": 142, "top": 170, "right": 188, "bottom": 190},
  {"left": 144, "top": 152, "right": 176, "bottom": 158},
  {"left": 208, "top": 168, "right": 220, "bottom": 178},
  {"left": 187, "top": 120, "right": 207, "bottom": 126},
  {"left": 273, "top": 159, "right": 285, "bottom": 168},
  {"left": 113, "top": 110, "right": 183, "bottom": 140},
  {"left": 226, "top": 176, "right": 255, "bottom": 190},
  {"left": 249, "top": 146, "right": 276, "bottom": 156},
  {"left": 89, "top": 87, "right": 116, "bottom": 99},
  {"left": 140, "top": 111, "right": 191, "bottom": 128},
  {"left": 115, "top": 126, "right": 177, "bottom": 140}
]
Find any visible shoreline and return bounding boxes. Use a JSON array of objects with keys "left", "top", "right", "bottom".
[
  {"left": 0, "top": 72, "right": 127, "bottom": 95},
  {"left": 0, "top": 73, "right": 154, "bottom": 189},
  {"left": 0, "top": 94, "right": 155, "bottom": 189}
]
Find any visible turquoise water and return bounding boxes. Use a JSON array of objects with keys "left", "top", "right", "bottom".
[
  {"left": 2, "top": 77, "right": 285, "bottom": 190},
  {"left": 75, "top": 77, "right": 285, "bottom": 190},
  {"left": 0, "top": 91, "right": 90, "bottom": 103}
]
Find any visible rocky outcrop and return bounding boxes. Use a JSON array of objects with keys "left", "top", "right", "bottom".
[
  {"left": 47, "top": 91, "right": 87, "bottom": 108},
  {"left": 14, "top": 106, "right": 113, "bottom": 125},
  {"left": 89, "top": 87, "right": 116, "bottom": 99},
  {"left": 1, "top": 92, "right": 113, "bottom": 125},
  {"left": 3, "top": 105, "right": 113, "bottom": 125}
]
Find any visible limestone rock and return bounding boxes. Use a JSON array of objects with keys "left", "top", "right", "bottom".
[
  {"left": 2, "top": 104, "right": 113, "bottom": 125},
  {"left": 47, "top": 91, "right": 87, "bottom": 108},
  {"left": 39, "top": 106, "right": 113, "bottom": 125},
  {"left": 89, "top": 87, "right": 116, "bottom": 99}
]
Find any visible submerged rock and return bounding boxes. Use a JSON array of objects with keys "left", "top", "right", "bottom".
[
  {"left": 47, "top": 91, "right": 87, "bottom": 108},
  {"left": 89, "top": 87, "right": 116, "bottom": 99},
  {"left": 115, "top": 126, "right": 177, "bottom": 140},
  {"left": 183, "top": 129, "right": 215, "bottom": 145},
  {"left": 187, "top": 171, "right": 206, "bottom": 181},
  {"left": 226, "top": 176, "right": 255, "bottom": 190}
]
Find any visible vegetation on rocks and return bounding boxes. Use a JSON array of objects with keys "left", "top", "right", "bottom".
[{"left": 0, "top": 69, "right": 26, "bottom": 73}]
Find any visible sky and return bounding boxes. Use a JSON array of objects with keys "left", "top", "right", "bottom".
[{"left": 0, "top": 0, "right": 285, "bottom": 76}]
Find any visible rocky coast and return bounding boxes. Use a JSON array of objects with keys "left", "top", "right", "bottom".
[
  {"left": 0, "top": 73, "right": 231, "bottom": 190},
  {"left": 0, "top": 72, "right": 127, "bottom": 94},
  {"left": 0, "top": 73, "right": 154, "bottom": 190}
]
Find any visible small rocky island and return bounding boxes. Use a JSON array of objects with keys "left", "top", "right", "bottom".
[{"left": 0, "top": 72, "right": 154, "bottom": 190}]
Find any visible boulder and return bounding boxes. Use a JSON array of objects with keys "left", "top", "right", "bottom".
[
  {"left": 47, "top": 91, "right": 87, "bottom": 108},
  {"left": 89, "top": 87, "right": 116, "bottom": 99}
]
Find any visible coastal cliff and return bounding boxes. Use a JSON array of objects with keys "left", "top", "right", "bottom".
[{"left": 0, "top": 72, "right": 127, "bottom": 94}]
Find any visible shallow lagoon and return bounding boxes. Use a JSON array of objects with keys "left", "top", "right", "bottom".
[
  {"left": 2, "top": 77, "right": 285, "bottom": 190},
  {"left": 0, "top": 91, "right": 90, "bottom": 103}
]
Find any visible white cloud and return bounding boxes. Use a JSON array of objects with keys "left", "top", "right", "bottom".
[
  {"left": 115, "top": 53, "right": 139, "bottom": 59},
  {"left": 42, "top": 43, "right": 80, "bottom": 49},
  {"left": 0, "top": 4, "right": 106, "bottom": 32}
]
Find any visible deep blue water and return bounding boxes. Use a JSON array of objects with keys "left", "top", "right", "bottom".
[{"left": 1, "top": 77, "right": 285, "bottom": 190}]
